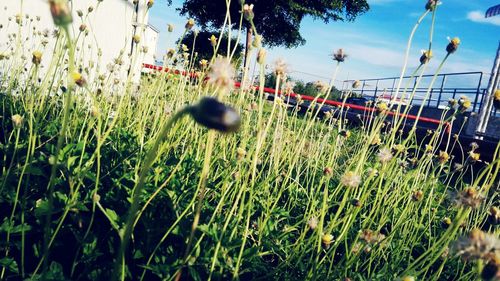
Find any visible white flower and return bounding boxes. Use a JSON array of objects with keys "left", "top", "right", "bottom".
[
  {"left": 341, "top": 171, "right": 361, "bottom": 188},
  {"left": 377, "top": 147, "right": 393, "bottom": 163},
  {"left": 207, "top": 57, "right": 234, "bottom": 92},
  {"left": 307, "top": 216, "right": 318, "bottom": 230},
  {"left": 274, "top": 58, "right": 288, "bottom": 77}
]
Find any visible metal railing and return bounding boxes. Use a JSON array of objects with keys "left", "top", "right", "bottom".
[{"left": 342, "top": 71, "right": 498, "bottom": 117}]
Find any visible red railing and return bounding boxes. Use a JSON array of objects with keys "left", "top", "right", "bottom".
[{"left": 143, "top": 63, "right": 451, "bottom": 133}]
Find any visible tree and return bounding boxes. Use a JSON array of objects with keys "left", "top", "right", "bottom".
[{"left": 178, "top": 0, "right": 369, "bottom": 59}]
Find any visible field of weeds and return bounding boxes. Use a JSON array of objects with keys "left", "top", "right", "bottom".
[{"left": 0, "top": 0, "right": 499, "bottom": 280}]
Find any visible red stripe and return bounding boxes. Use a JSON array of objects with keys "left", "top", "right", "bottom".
[{"left": 142, "top": 64, "right": 451, "bottom": 133}]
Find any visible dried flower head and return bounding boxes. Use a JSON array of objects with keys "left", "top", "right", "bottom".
[
  {"left": 489, "top": 206, "right": 500, "bottom": 226},
  {"left": 147, "top": 0, "right": 154, "bottom": 8},
  {"left": 341, "top": 171, "right": 361, "bottom": 188},
  {"left": 451, "top": 187, "right": 485, "bottom": 209},
  {"left": 451, "top": 228, "right": 500, "bottom": 262},
  {"left": 207, "top": 57, "right": 234, "bottom": 92},
  {"left": 274, "top": 58, "right": 288, "bottom": 77},
  {"left": 446, "top": 37, "right": 460, "bottom": 54},
  {"left": 352, "top": 80, "right": 361, "bottom": 89},
  {"left": 167, "top": 24, "right": 174, "bottom": 32},
  {"left": 469, "top": 151, "right": 480, "bottom": 162},
  {"left": 332, "top": 48, "right": 347, "bottom": 62},
  {"left": 340, "top": 130, "right": 351, "bottom": 138},
  {"left": 359, "top": 229, "right": 386, "bottom": 245},
  {"left": 425, "top": 0, "right": 440, "bottom": 11},
  {"left": 308, "top": 216, "right": 318, "bottom": 230},
  {"left": 378, "top": 147, "right": 393, "bottom": 163},
  {"left": 188, "top": 97, "right": 240, "bottom": 133},
  {"left": 377, "top": 102, "right": 388, "bottom": 112},
  {"left": 412, "top": 190, "right": 424, "bottom": 202}
]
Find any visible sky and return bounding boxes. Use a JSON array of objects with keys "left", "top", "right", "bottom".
[{"left": 148, "top": 0, "right": 500, "bottom": 89}]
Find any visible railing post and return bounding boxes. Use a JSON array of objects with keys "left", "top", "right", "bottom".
[
  {"left": 472, "top": 72, "right": 483, "bottom": 112},
  {"left": 428, "top": 89, "right": 433, "bottom": 106},
  {"left": 438, "top": 75, "right": 446, "bottom": 108}
]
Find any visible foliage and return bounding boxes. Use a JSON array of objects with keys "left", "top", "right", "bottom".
[{"left": 178, "top": 0, "right": 370, "bottom": 48}]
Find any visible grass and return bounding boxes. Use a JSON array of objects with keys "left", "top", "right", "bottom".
[{"left": 0, "top": 1, "right": 499, "bottom": 280}]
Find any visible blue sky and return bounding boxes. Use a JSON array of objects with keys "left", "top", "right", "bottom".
[{"left": 149, "top": 0, "right": 499, "bottom": 88}]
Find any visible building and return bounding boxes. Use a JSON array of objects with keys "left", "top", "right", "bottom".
[{"left": 0, "top": 0, "right": 159, "bottom": 83}]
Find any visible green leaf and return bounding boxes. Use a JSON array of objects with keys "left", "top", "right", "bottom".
[{"left": 0, "top": 257, "right": 18, "bottom": 274}]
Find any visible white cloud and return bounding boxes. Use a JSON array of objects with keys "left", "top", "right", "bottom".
[{"left": 467, "top": 11, "right": 500, "bottom": 26}]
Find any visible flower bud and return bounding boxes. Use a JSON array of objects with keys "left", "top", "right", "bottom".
[
  {"left": 167, "top": 24, "right": 174, "bottom": 32},
  {"left": 420, "top": 50, "right": 432, "bottom": 64},
  {"left": 446, "top": 37, "right": 460, "bottom": 54},
  {"left": 185, "top": 18, "right": 195, "bottom": 30},
  {"left": 243, "top": 4, "right": 254, "bottom": 21},
  {"left": 133, "top": 34, "right": 140, "bottom": 44},
  {"left": 147, "top": 0, "right": 154, "bottom": 8},
  {"left": 32, "top": 51, "right": 42, "bottom": 65},
  {"left": 188, "top": 97, "right": 241, "bottom": 133},
  {"left": 209, "top": 35, "right": 217, "bottom": 47},
  {"left": 256, "top": 48, "right": 266, "bottom": 65},
  {"left": 11, "top": 114, "right": 24, "bottom": 128},
  {"left": 48, "top": 0, "right": 73, "bottom": 27}
]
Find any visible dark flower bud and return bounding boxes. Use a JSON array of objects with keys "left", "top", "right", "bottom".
[
  {"left": 48, "top": 0, "right": 73, "bottom": 27},
  {"left": 189, "top": 97, "right": 240, "bottom": 133}
]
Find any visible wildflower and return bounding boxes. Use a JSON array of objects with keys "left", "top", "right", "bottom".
[
  {"left": 166, "top": 48, "right": 175, "bottom": 58},
  {"left": 339, "top": 130, "right": 351, "bottom": 138},
  {"left": 274, "top": 58, "right": 288, "bottom": 77},
  {"left": 48, "top": 0, "right": 73, "bottom": 26},
  {"left": 332, "top": 48, "right": 347, "bottom": 62},
  {"left": 446, "top": 37, "right": 460, "bottom": 54},
  {"left": 209, "top": 35, "right": 217, "bottom": 47},
  {"left": 308, "top": 216, "right": 318, "bottom": 230},
  {"left": 252, "top": 35, "right": 262, "bottom": 48},
  {"left": 32, "top": 50, "right": 42, "bottom": 65},
  {"left": 236, "top": 147, "right": 246, "bottom": 159},
  {"left": 425, "top": 144, "right": 433, "bottom": 153},
  {"left": 71, "top": 72, "right": 86, "bottom": 87},
  {"left": 451, "top": 228, "right": 500, "bottom": 262},
  {"left": 469, "top": 151, "right": 480, "bottom": 162},
  {"left": 448, "top": 98, "right": 457, "bottom": 108},
  {"left": 167, "top": 24, "right": 174, "bottom": 32},
  {"left": 412, "top": 190, "right": 424, "bottom": 201},
  {"left": 256, "top": 48, "right": 266, "bottom": 64},
  {"left": 185, "top": 18, "right": 195, "bottom": 30},
  {"left": 451, "top": 187, "right": 485, "bottom": 209},
  {"left": 181, "top": 44, "right": 189, "bottom": 52},
  {"left": 359, "top": 229, "right": 385, "bottom": 245},
  {"left": 370, "top": 134, "right": 381, "bottom": 146},
  {"left": 352, "top": 80, "right": 361, "bottom": 89},
  {"left": 442, "top": 217, "right": 452, "bottom": 228},
  {"left": 147, "top": 0, "right": 154, "bottom": 8},
  {"left": 188, "top": 97, "right": 240, "bottom": 133},
  {"left": 378, "top": 147, "right": 393, "bottom": 163},
  {"left": 92, "top": 192, "right": 101, "bottom": 203},
  {"left": 438, "top": 151, "right": 450, "bottom": 164},
  {"left": 322, "top": 233, "right": 334, "bottom": 247},
  {"left": 393, "top": 144, "right": 405, "bottom": 153},
  {"left": 420, "top": 50, "right": 432, "bottom": 64},
  {"left": 351, "top": 198, "right": 362, "bottom": 207},
  {"left": 243, "top": 4, "right": 254, "bottom": 21},
  {"left": 425, "top": 0, "right": 440, "bottom": 11},
  {"left": 376, "top": 102, "right": 388, "bottom": 112},
  {"left": 132, "top": 34, "right": 141, "bottom": 44},
  {"left": 458, "top": 96, "right": 471, "bottom": 112},
  {"left": 341, "top": 171, "right": 361, "bottom": 188},
  {"left": 11, "top": 114, "right": 24, "bottom": 128},
  {"left": 313, "top": 80, "right": 328, "bottom": 93},
  {"left": 481, "top": 261, "right": 499, "bottom": 281},
  {"left": 323, "top": 167, "right": 332, "bottom": 176},
  {"left": 489, "top": 206, "right": 500, "bottom": 226},
  {"left": 199, "top": 59, "right": 208, "bottom": 68},
  {"left": 207, "top": 57, "right": 234, "bottom": 92},
  {"left": 470, "top": 142, "right": 479, "bottom": 151}
]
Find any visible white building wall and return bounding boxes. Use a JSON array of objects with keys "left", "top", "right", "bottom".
[{"left": 0, "top": 0, "right": 158, "bottom": 83}]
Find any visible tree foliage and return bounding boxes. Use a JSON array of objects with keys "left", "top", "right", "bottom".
[{"left": 178, "top": 0, "right": 370, "bottom": 48}]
